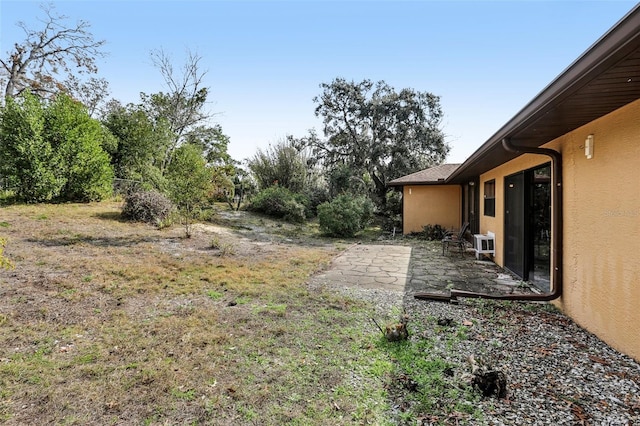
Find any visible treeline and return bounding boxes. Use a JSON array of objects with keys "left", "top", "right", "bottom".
[{"left": 0, "top": 4, "right": 451, "bottom": 238}]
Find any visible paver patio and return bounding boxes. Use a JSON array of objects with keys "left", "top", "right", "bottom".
[{"left": 317, "top": 241, "right": 533, "bottom": 298}]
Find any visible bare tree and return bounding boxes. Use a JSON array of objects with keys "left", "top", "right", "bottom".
[
  {"left": 65, "top": 75, "right": 110, "bottom": 117},
  {"left": 0, "top": 3, "right": 106, "bottom": 100},
  {"left": 142, "top": 48, "right": 214, "bottom": 172}
]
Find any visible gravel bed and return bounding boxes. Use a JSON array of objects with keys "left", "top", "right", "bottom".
[{"left": 315, "top": 284, "right": 640, "bottom": 425}]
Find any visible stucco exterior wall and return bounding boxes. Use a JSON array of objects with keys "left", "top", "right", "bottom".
[
  {"left": 558, "top": 99, "right": 640, "bottom": 361},
  {"left": 478, "top": 98, "right": 640, "bottom": 361},
  {"left": 402, "top": 185, "right": 461, "bottom": 234}
]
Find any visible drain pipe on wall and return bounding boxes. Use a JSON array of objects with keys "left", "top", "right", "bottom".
[{"left": 416, "top": 137, "right": 563, "bottom": 302}]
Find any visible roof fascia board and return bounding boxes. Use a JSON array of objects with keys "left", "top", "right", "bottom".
[{"left": 388, "top": 180, "right": 452, "bottom": 187}]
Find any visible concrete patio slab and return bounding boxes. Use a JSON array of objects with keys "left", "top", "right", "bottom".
[{"left": 313, "top": 241, "right": 534, "bottom": 298}]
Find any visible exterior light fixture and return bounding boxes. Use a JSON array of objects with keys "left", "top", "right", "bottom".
[{"left": 585, "top": 134, "right": 594, "bottom": 159}]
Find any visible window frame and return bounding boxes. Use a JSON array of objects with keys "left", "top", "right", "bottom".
[{"left": 484, "top": 179, "right": 496, "bottom": 217}]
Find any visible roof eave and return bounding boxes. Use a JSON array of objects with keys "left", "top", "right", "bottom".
[
  {"left": 447, "top": 4, "right": 640, "bottom": 184},
  {"left": 388, "top": 180, "right": 451, "bottom": 187}
]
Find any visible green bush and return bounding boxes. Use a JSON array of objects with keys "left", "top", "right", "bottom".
[
  {"left": 121, "top": 190, "right": 174, "bottom": 225},
  {"left": 382, "top": 214, "right": 402, "bottom": 233},
  {"left": 248, "top": 185, "right": 306, "bottom": 223},
  {"left": 317, "top": 194, "right": 374, "bottom": 237},
  {"left": 0, "top": 92, "right": 114, "bottom": 202},
  {"left": 302, "top": 186, "right": 330, "bottom": 217}
]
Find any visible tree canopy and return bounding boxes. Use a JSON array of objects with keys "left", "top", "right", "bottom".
[
  {"left": 101, "top": 101, "right": 171, "bottom": 191},
  {"left": 0, "top": 2, "right": 455, "bottom": 230},
  {"left": 0, "top": 4, "right": 107, "bottom": 101},
  {"left": 309, "top": 78, "right": 449, "bottom": 209},
  {"left": 0, "top": 7, "right": 236, "bottom": 212},
  {"left": 247, "top": 138, "right": 309, "bottom": 193},
  {"left": 0, "top": 91, "right": 113, "bottom": 202},
  {"left": 142, "top": 48, "right": 213, "bottom": 173}
]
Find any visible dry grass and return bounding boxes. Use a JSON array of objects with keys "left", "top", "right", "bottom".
[{"left": 0, "top": 202, "right": 395, "bottom": 425}]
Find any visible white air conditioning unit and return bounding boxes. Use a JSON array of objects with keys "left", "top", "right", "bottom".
[{"left": 474, "top": 231, "right": 495, "bottom": 259}]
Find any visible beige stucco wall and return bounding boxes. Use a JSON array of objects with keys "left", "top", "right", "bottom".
[
  {"left": 479, "top": 154, "right": 549, "bottom": 266},
  {"left": 479, "top": 98, "right": 640, "bottom": 361},
  {"left": 402, "top": 185, "right": 461, "bottom": 234},
  {"left": 559, "top": 99, "right": 640, "bottom": 361}
]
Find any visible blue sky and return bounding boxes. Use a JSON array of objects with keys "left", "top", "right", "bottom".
[{"left": 1, "top": 1, "right": 637, "bottom": 164}]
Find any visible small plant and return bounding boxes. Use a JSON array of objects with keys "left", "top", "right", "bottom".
[
  {"left": 455, "top": 325, "right": 470, "bottom": 340},
  {"left": 209, "top": 236, "right": 221, "bottom": 249},
  {"left": 170, "top": 387, "right": 196, "bottom": 401},
  {"left": 234, "top": 296, "right": 251, "bottom": 305},
  {"left": 209, "top": 236, "right": 236, "bottom": 257},
  {"left": 0, "top": 237, "right": 13, "bottom": 270},
  {"left": 155, "top": 215, "right": 174, "bottom": 229},
  {"left": 206, "top": 290, "right": 224, "bottom": 300},
  {"left": 254, "top": 303, "right": 287, "bottom": 317}
]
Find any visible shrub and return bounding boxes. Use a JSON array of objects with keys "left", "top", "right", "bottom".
[
  {"left": 410, "top": 224, "right": 447, "bottom": 240},
  {"left": 382, "top": 214, "right": 402, "bottom": 233},
  {"left": 248, "top": 185, "right": 306, "bottom": 223},
  {"left": 317, "top": 194, "right": 374, "bottom": 237},
  {"left": 0, "top": 92, "right": 114, "bottom": 202},
  {"left": 121, "top": 190, "right": 174, "bottom": 225},
  {"left": 424, "top": 224, "right": 447, "bottom": 240},
  {"left": 302, "top": 186, "right": 330, "bottom": 217},
  {"left": 247, "top": 139, "right": 308, "bottom": 193}
]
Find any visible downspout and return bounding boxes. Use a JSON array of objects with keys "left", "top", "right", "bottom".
[{"left": 416, "top": 138, "right": 563, "bottom": 302}]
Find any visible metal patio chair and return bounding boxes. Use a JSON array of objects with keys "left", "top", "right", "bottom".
[{"left": 442, "top": 222, "right": 470, "bottom": 256}]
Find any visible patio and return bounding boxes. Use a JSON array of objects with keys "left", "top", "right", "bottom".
[{"left": 314, "top": 240, "right": 537, "bottom": 299}]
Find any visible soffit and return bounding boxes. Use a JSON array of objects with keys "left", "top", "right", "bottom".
[{"left": 448, "top": 5, "right": 640, "bottom": 184}]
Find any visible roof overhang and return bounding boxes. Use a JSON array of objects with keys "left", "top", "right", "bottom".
[
  {"left": 387, "top": 179, "right": 450, "bottom": 186},
  {"left": 447, "top": 4, "right": 640, "bottom": 184},
  {"left": 388, "top": 163, "right": 461, "bottom": 186}
]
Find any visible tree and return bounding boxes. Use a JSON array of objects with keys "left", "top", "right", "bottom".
[
  {"left": 43, "top": 93, "right": 113, "bottom": 201},
  {"left": 309, "top": 78, "right": 449, "bottom": 210},
  {"left": 183, "top": 124, "right": 231, "bottom": 167},
  {"left": 0, "top": 91, "right": 61, "bottom": 201},
  {"left": 1, "top": 4, "right": 106, "bottom": 100},
  {"left": 0, "top": 91, "right": 113, "bottom": 202},
  {"left": 101, "top": 101, "right": 171, "bottom": 191},
  {"left": 247, "top": 138, "right": 309, "bottom": 193},
  {"left": 91, "top": 45, "right": 227, "bottom": 201},
  {"left": 142, "top": 48, "right": 213, "bottom": 172},
  {"left": 166, "top": 144, "right": 214, "bottom": 237},
  {"left": 65, "top": 75, "right": 111, "bottom": 117}
]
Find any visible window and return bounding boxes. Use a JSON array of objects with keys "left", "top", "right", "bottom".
[{"left": 484, "top": 180, "right": 495, "bottom": 217}]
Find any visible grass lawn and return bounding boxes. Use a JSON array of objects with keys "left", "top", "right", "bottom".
[
  {"left": 0, "top": 201, "right": 403, "bottom": 425},
  {"left": 0, "top": 201, "right": 499, "bottom": 425}
]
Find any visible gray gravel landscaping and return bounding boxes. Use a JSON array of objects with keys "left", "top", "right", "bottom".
[{"left": 310, "top": 241, "right": 640, "bottom": 425}]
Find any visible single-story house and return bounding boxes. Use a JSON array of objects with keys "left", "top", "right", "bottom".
[
  {"left": 387, "top": 163, "right": 462, "bottom": 234},
  {"left": 389, "top": 4, "right": 640, "bottom": 361}
]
